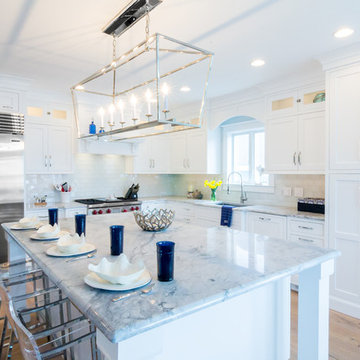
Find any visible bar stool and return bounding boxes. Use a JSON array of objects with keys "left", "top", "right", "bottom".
[{"left": 0, "top": 280, "right": 97, "bottom": 359}]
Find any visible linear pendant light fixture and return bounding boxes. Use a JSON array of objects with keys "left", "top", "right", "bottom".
[{"left": 71, "top": 0, "right": 213, "bottom": 141}]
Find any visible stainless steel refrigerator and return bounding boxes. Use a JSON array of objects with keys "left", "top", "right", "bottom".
[{"left": 0, "top": 112, "right": 24, "bottom": 263}]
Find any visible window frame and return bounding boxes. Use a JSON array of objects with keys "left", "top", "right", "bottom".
[{"left": 222, "top": 120, "right": 274, "bottom": 193}]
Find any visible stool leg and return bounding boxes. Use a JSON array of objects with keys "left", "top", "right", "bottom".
[
  {"left": 6, "top": 330, "right": 15, "bottom": 359},
  {"left": 90, "top": 324, "right": 98, "bottom": 360},
  {"left": 0, "top": 316, "right": 8, "bottom": 358}
]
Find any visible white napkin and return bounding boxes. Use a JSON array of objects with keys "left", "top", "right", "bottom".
[
  {"left": 36, "top": 224, "right": 60, "bottom": 238},
  {"left": 57, "top": 233, "right": 85, "bottom": 253},
  {"left": 88, "top": 254, "right": 145, "bottom": 285},
  {"left": 19, "top": 217, "right": 39, "bottom": 228}
]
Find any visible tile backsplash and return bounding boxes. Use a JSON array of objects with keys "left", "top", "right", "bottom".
[
  {"left": 25, "top": 153, "right": 175, "bottom": 204},
  {"left": 25, "top": 153, "right": 325, "bottom": 208}
]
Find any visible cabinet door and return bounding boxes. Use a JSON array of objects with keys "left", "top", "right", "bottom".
[
  {"left": 329, "top": 65, "right": 360, "bottom": 170},
  {"left": 187, "top": 131, "right": 207, "bottom": 173},
  {"left": 266, "top": 90, "right": 298, "bottom": 118},
  {"left": 329, "top": 174, "right": 360, "bottom": 318},
  {"left": 299, "top": 85, "right": 326, "bottom": 113},
  {"left": 24, "top": 124, "right": 48, "bottom": 174},
  {"left": 297, "top": 112, "right": 325, "bottom": 172},
  {"left": 133, "top": 139, "right": 152, "bottom": 173},
  {"left": 265, "top": 116, "right": 298, "bottom": 172},
  {"left": 169, "top": 134, "right": 187, "bottom": 173},
  {"left": 246, "top": 212, "right": 287, "bottom": 240},
  {"left": 151, "top": 136, "right": 170, "bottom": 173},
  {"left": 47, "top": 126, "right": 73, "bottom": 173},
  {"left": 0, "top": 91, "right": 19, "bottom": 113}
]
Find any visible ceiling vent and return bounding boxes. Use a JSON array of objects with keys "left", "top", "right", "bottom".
[{"left": 102, "top": 0, "right": 162, "bottom": 37}]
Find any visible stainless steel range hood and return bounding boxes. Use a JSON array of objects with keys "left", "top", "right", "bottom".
[
  {"left": 102, "top": 0, "right": 162, "bottom": 36},
  {"left": 0, "top": 112, "right": 24, "bottom": 135}
]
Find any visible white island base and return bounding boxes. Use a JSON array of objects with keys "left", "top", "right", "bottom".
[{"left": 98, "top": 260, "right": 333, "bottom": 360}]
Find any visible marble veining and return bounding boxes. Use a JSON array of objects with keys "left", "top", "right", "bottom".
[{"left": 2, "top": 213, "right": 336, "bottom": 343}]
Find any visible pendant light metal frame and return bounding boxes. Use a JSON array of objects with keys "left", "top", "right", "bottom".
[{"left": 71, "top": 33, "right": 213, "bottom": 141}]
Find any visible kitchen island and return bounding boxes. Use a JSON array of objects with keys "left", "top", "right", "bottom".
[{"left": 2, "top": 213, "right": 338, "bottom": 360}]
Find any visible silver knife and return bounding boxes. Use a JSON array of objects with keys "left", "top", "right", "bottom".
[{"left": 112, "top": 282, "right": 155, "bottom": 302}]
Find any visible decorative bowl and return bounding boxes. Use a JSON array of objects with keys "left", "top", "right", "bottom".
[
  {"left": 133, "top": 208, "right": 175, "bottom": 232},
  {"left": 57, "top": 233, "right": 85, "bottom": 253},
  {"left": 88, "top": 254, "right": 145, "bottom": 285},
  {"left": 37, "top": 224, "right": 60, "bottom": 238},
  {"left": 19, "top": 217, "right": 39, "bottom": 228}
]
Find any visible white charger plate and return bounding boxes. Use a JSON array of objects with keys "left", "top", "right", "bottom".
[
  {"left": 46, "top": 243, "right": 96, "bottom": 257},
  {"left": 10, "top": 223, "right": 43, "bottom": 230},
  {"left": 84, "top": 270, "right": 151, "bottom": 291},
  {"left": 30, "top": 231, "right": 69, "bottom": 242}
]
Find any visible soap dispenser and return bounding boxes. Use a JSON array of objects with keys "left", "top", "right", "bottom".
[{"left": 89, "top": 119, "right": 96, "bottom": 134}]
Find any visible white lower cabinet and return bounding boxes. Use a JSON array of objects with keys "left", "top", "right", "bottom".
[
  {"left": 246, "top": 212, "right": 287, "bottom": 240},
  {"left": 195, "top": 206, "right": 221, "bottom": 227},
  {"left": 328, "top": 174, "right": 360, "bottom": 318},
  {"left": 25, "top": 207, "right": 86, "bottom": 219}
]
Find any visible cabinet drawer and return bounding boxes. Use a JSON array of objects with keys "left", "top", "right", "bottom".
[
  {"left": 288, "top": 219, "right": 324, "bottom": 237},
  {"left": 289, "top": 234, "right": 323, "bottom": 248}
]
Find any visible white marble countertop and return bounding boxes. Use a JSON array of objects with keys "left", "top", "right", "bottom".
[
  {"left": 2, "top": 214, "right": 337, "bottom": 343},
  {"left": 141, "top": 197, "right": 325, "bottom": 221},
  {"left": 26, "top": 201, "right": 87, "bottom": 211}
]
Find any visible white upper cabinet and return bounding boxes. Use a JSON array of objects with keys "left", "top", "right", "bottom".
[
  {"left": 128, "top": 135, "right": 170, "bottom": 174},
  {"left": 328, "top": 64, "right": 360, "bottom": 171},
  {"left": 266, "top": 83, "right": 325, "bottom": 119},
  {"left": 265, "top": 111, "right": 325, "bottom": 173},
  {"left": 0, "top": 90, "right": 19, "bottom": 113},
  {"left": 25, "top": 123, "right": 73, "bottom": 174}
]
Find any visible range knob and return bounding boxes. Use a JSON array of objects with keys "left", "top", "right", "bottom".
[
  {"left": 130, "top": 207, "right": 135, "bottom": 211},
  {"left": 92, "top": 210, "right": 98, "bottom": 215},
  {"left": 135, "top": 206, "right": 139, "bottom": 210},
  {"left": 106, "top": 209, "right": 112, "bottom": 214},
  {"left": 122, "top": 209, "right": 128, "bottom": 213},
  {"left": 98, "top": 209, "right": 103, "bottom": 215}
]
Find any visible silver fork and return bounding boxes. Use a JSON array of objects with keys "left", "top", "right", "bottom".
[
  {"left": 66, "top": 253, "right": 96, "bottom": 263},
  {"left": 112, "top": 283, "right": 155, "bottom": 302}
]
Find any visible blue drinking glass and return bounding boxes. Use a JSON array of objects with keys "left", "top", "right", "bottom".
[
  {"left": 75, "top": 214, "right": 86, "bottom": 236},
  {"left": 48, "top": 208, "right": 58, "bottom": 226},
  {"left": 156, "top": 241, "right": 175, "bottom": 282},
  {"left": 110, "top": 225, "right": 124, "bottom": 256}
]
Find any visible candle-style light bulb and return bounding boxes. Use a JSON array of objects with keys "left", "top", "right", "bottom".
[
  {"left": 108, "top": 103, "right": 115, "bottom": 125},
  {"left": 130, "top": 94, "right": 137, "bottom": 120},
  {"left": 117, "top": 99, "right": 125, "bottom": 125},
  {"left": 98, "top": 107, "right": 105, "bottom": 128},
  {"left": 145, "top": 89, "right": 152, "bottom": 116},
  {"left": 161, "top": 83, "right": 169, "bottom": 112}
]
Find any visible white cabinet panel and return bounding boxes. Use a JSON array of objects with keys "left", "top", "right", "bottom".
[
  {"left": 329, "top": 174, "right": 360, "bottom": 318},
  {"left": 152, "top": 136, "right": 169, "bottom": 173},
  {"left": 187, "top": 131, "right": 207, "bottom": 172},
  {"left": 297, "top": 113, "right": 325, "bottom": 171},
  {"left": 0, "top": 90, "right": 19, "bottom": 113},
  {"left": 25, "top": 124, "right": 73, "bottom": 174},
  {"left": 48, "top": 126, "right": 72, "bottom": 173},
  {"left": 265, "top": 116, "right": 298, "bottom": 172},
  {"left": 246, "top": 212, "right": 287, "bottom": 240},
  {"left": 133, "top": 139, "right": 152, "bottom": 173},
  {"left": 170, "top": 134, "right": 187, "bottom": 172},
  {"left": 329, "top": 65, "right": 360, "bottom": 170},
  {"left": 288, "top": 219, "right": 324, "bottom": 238},
  {"left": 24, "top": 124, "right": 48, "bottom": 173}
]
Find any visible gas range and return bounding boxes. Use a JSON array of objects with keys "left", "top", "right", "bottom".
[{"left": 75, "top": 198, "right": 142, "bottom": 216}]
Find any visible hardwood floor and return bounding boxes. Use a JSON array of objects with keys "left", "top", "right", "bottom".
[
  {"left": 291, "top": 290, "right": 360, "bottom": 360},
  {"left": 1, "top": 291, "right": 359, "bottom": 359}
]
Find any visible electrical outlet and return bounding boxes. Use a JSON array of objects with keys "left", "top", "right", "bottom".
[
  {"left": 282, "top": 187, "right": 292, "bottom": 196},
  {"left": 294, "top": 187, "right": 304, "bottom": 197}
]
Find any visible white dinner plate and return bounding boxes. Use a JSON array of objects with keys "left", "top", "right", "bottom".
[
  {"left": 84, "top": 270, "right": 151, "bottom": 291},
  {"left": 46, "top": 243, "right": 96, "bottom": 257},
  {"left": 10, "top": 223, "right": 43, "bottom": 230},
  {"left": 30, "top": 231, "right": 69, "bottom": 242}
]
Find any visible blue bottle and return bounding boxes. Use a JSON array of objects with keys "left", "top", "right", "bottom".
[{"left": 89, "top": 120, "right": 96, "bottom": 134}]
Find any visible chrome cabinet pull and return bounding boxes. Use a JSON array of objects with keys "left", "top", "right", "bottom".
[
  {"left": 45, "top": 155, "right": 47, "bottom": 167},
  {"left": 298, "top": 237, "right": 314, "bottom": 243},
  {"left": 187, "top": 158, "right": 190, "bottom": 168},
  {"left": 293, "top": 152, "right": 297, "bottom": 166},
  {"left": 49, "top": 155, "right": 52, "bottom": 167},
  {"left": 152, "top": 159, "right": 155, "bottom": 168},
  {"left": 259, "top": 216, "right": 271, "bottom": 221},
  {"left": 183, "top": 159, "right": 186, "bottom": 168},
  {"left": 298, "top": 225, "right": 313, "bottom": 230},
  {"left": 149, "top": 159, "right": 152, "bottom": 168},
  {"left": 298, "top": 152, "right": 301, "bottom": 166}
]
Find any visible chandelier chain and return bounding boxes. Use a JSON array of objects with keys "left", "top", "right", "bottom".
[
  {"left": 112, "top": 35, "right": 116, "bottom": 61},
  {"left": 145, "top": 0, "right": 150, "bottom": 41}
]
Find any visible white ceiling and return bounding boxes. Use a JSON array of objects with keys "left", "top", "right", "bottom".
[{"left": 1, "top": 0, "right": 360, "bottom": 100}]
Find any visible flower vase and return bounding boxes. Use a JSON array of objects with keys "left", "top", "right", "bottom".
[{"left": 211, "top": 188, "right": 217, "bottom": 201}]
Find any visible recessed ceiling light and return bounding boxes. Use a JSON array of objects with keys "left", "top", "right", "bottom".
[
  {"left": 75, "top": 85, "right": 84, "bottom": 90},
  {"left": 180, "top": 86, "right": 191, "bottom": 92},
  {"left": 334, "top": 27, "right": 354, "bottom": 38},
  {"left": 251, "top": 59, "right": 265, "bottom": 67}
]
